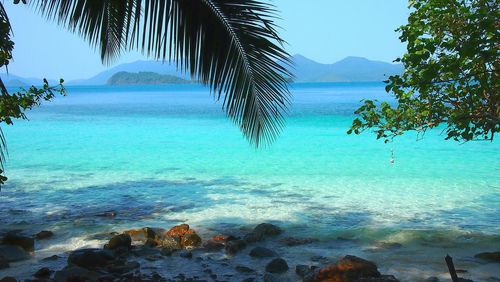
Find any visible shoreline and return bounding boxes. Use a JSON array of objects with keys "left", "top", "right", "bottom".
[{"left": 1, "top": 222, "right": 499, "bottom": 282}]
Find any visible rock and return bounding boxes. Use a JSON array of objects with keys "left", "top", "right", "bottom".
[
  {"left": 160, "top": 235, "right": 182, "bottom": 250},
  {"left": 179, "top": 250, "right": 193, "bottom": 259},
  {"left": 67, "top": 248, "right": 115, "bottom": 269},
  {"left": 2, "top": 233, "right": 35, "bottom": 252},
  {"left": 475, "top": 251, "right": 500, "bottom": 262},
  {"left": 254, "top": 223, "right": 282, "bottom": 237},
  {"left": 160, "top": 247, "right": 175, "bottom": 257},
  {"left": 212, "top": 235, "right": 236, "bottom": 242},
  {"left": 225, "top": 239, "right": 247, "bottom": 255},
  {"left": 0, "top": 277, "right": 16, "bottom": 282},
  {"left": 53, "top": 265, "right": 100, "bottom": 282},
  {"left": 35, "top": 230, "right": 54, "bottom": 240},
  {"left": 266, "top": 258, "right": 289, "bottom": 273},
  {"left": 105, "top": 261, "right": 140, "bottom": 274},
  {"left": 42, "top": 255, "right": 61, "bottom": 261},
  {"left": 0, "top": 245, "right": 29, "bottom": 262},
  {"left": 244, "top": 232, "right": 263, "bottom": 243},
  {"left": 124, "top": 227, "right": 164, "bottom": 243},
  {"left": 235, "top": 265, "right": 255, "bottom": 273},
  {"left": 249, "top": 246, "right": 277, "bottom": 258},
  {"left": 96, "top": 210, "right": 117, "bottom": 218},
  {"left": 281, "top": 237, "right": 318, "bottom": 246},
  {"left": 0, "top": 256, "right": 8, "bottom": 269},
  {"left": 34, "top": 267, "right": 52, "bottom": 278},
  {"left": 203, "top": 240, "right": 225, "bottom": 251},
  {"left": 296, "top": 265, "right": 312, "bottom": 277},
  {"left": 165, "top": 224, "right": 191, "bottom": 237},
  {"left": 104, "top": 234, "right": 132, "bottom": 250},
  {"left": 181, "top": 233, "right": 202, "bottom": 248},
  {"left": 425, "top": 277, "right": 439, "bottom": 282},
  {"left": 305, "top": 255, "right": 381, "bottom": 282}
]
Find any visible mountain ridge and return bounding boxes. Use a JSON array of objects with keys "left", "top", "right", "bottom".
[{"left": 0, "top": 54, "right": 402, "bottom": 87}]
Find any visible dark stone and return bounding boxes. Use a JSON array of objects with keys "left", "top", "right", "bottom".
[
  {"left": 34, "top": 267, "right": 52, "bottom": 278},
  {"left": 253, "top": 223, "right": 282, "bottom": 237},
  {"left": 244, "top": 232, "right": 263, "bottom": 243},
  {"left": 265, "top": 258, "right": 289, "bottom": 273},
  {"left": 235, "top": 265, "right": 255, "bottom": 273},
  {"left": 475, "top": 251, "right": 500, "bottom": 262},
  {"left": 179, "top": 250, "right": 193, "bottom": 259},
  {"left": 0, "top": 245, "right": 29, "bottom": 262},
  {"left": 35, "top": 231, "right": 54, "bottom": 240},
  {"left": 425, "top": 277, "right": 439, "bottom": 282},
  {"left": 0, "top": 256, "right": 8, "bottom": 269},
  {"left": 0, "top": 277, "right": 16, "bottom": 282},
  {"left": 2, "top": 233, "right": 35, "bottom": 252},
  {"left": 160, "top": 247, "right": 175, "bottom": 256},
  {"left": 203, "top": 240, "right": 225, "bottom": 251},
  {"left": 263, "top": 273, "right": 290, "bottom": 282},
  {"left": 249, "top": 247, "right": 277, "bottom": 258},
  {"left": 281, "top": 237, "right": 318, "bottom": 246},
  {"left": 225, "top": 239, "right": 247, "bottom": 255},
  {"left": 295, "top": 264, "right": 312, "bottom": 277},
  {"left": 53, "top": 265, "right": 100, "bottom": 282},
  {"left": 104, "top": 234, "right": 131, "bottom": 250},
  {"left": 67, "top": 248, "right": 115, "bottom": 269},
  {"left": 42, "top": 255, "right": 61, "bottom": 261}
]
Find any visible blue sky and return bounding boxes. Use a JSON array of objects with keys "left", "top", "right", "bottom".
[{"left": 2, "top": 0, "right": 409, "bottom": 80}]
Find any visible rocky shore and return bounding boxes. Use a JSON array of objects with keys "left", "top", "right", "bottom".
[{"left": 0, "top": 223, "right": 499, "bottom": 282}]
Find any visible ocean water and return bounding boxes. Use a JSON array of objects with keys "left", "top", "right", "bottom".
[{"left": 0, "top": 83, "right": 499, "bottom": 280}]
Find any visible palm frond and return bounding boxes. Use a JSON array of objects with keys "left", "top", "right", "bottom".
[{"left": 33, "top": 0, "right": 293, "bottom": 146}]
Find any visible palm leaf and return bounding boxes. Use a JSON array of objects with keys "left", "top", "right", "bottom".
[{"left": 33, "top": 0, "right": 293, "bottom": 146}]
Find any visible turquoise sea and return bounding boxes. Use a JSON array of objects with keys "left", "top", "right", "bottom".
[{"left": 1, "top": 83, "right": 499, "bottom": 280}]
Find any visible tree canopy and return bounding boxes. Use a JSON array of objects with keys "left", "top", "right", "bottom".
[{"left": 349, "top": 0, "right": 499, "bottom": 143}]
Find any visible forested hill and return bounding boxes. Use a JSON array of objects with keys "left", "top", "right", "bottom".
[{"left": 107, "top": 71, "right": 191, "bottom": 85}]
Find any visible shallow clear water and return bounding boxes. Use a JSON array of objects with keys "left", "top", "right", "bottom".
[{"left": 0, "top": 83, "right": 499, "bottom": 280}]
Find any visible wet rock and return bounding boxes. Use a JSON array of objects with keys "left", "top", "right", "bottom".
[
  {"left": 0, "top": 277, "right": 16, "bottom": 282},
  {"left": 166, "top": 224, "right": 191, "bottom": 237},
  {"left": 53, "top": 265, "right": 100, "bottom": 282},
  {"left": 296, "top": 265, "right": 312, "bottom": 277},
  {"left": 67, "top": 248, "right": 115, "bottom": 269},
  {"left": 249, "top": 246, "right": 277, "bottom": 258},
  {"left": 160, "top": 235, "right": 182, "bottom": 250},
  {"left": 212, "top": 235, "right": 236, "bottom": 242},
  {"left": 254, "top": 223, "right": 282, "bottom": 237},
  {"left": 42, "top": 254, "right": 61, "bottom": 261},
  {"left": 425, "top": 277, "right": 439, "bottom": 282},
  {"left": 160, "top": 247, "right": 175, "bottom": 256},
  {"left": 0, "top": 255, "right": 8, "bottom": 269},
  {"left": 34, "top": 267, "right": 52, "bottom": 278},
  {"left": 304, "top": 255, "right": 380, "bottom": 282},
  {"left": 35, "top": 230, "right": 54, "bottom": 240},
  {"left": 235, "top": 265, "right": 255, "bottom": 273},
  {"left": 181, "top": 233, "right": 202, "bottom": 248},
  {"left": 475, "top": 251, "right": 500, "bottom": 262},
  {"left": 281, "top": 237, "right": 318, "bottom": 246},
  {"left": 244, "top": 232, "right": 263, "bottom": 243},
  {"left": 124, "top": 227, "right": 164, "bottom": 243},
  {"left": 179, "top": 250, "right": 193, "bottom": 259},
  {"left": 242, "top": 278, "right": 256, "bottom": 282},
  {"left": 96, "top": 210, "right": 117, "bottom": 218},
  {"left": 104, "top": 234, "right": 132, "bottom": 250},
  {"left": 225, "top": 239, "right": 247, "bottom": 255},
  {"left": 203, "top": 240, "right": 225, "bottom": 251},
  {"left": 266, "top": 258, "right": 289, "bottom": 273},
  {"left": 263, "top": 273, "right": 291, "bottom": 282},
  {"left": 2, "top": 233, "right": 35, "bottom": 252},
  {"left": 0, "top": 245, "right": 29, "bottom": 262},
  {"left": 106, "top": 261, "right": 140, "bottom": 274}
]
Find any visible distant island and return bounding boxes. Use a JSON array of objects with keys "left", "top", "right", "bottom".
[
  {"left": 1, "top": 55, "right": 403, "bottom": 86},
  {"left": 107, "top": 71, "right": 191, "bottom": 85}
]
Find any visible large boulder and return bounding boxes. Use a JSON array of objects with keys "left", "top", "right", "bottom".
[
  {"left": 2, "top": 233, "right": 34, "bottom": 252},
  {"left": 475, "top": 251, "right": 500, "bottom": 262},
  {"left": 254, "top": 223, "right": 282, "bottom": 237},
  {"left": 165, "top": 224, "right": 191, "bottom": 237},
  {"left": 35, "top": 231, "right": 54, "bottom": 240},
  {"left": 181, "top": 233, "right": 202, "bottom": 248},
  {"left": 104, "top": 234, "right": 132, "bottom": 250},
  {"left": 266, "top": 258, "right": 289, "bottom": 273},
  {"left": 249, "top": 246, "right": 278, "bottom": 258},
  {"left": 67, "top": 248, "right": 115, "bottom": 270},
  {"left": 226, "top": 239, "right": 247, "bottom": 255},
  {"left": 0, "top": 245, "right": 29, "bottom": 262},
  {"left": 305, "top": 255, "right": 381, "bottom": 282}
]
